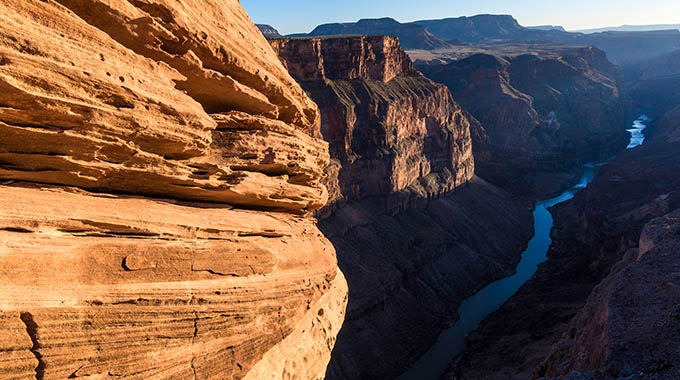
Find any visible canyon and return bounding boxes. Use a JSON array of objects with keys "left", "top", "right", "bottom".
[
  {"left": 445, "top": 118, "right": 680, "bottom": 379},
  {"left": 2, "top": 1, "right": 680, "bottom": 380},
  {"left": 270, "top": 35, "right": 533, "bottom": 380},
  {"left": 443, "top": 86, "right": 680, "bottom": 380},
  {"left": 275, "top": 12, "right": 680, "bottom": 380}
]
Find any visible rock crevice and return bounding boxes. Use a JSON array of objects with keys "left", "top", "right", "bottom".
[{"left": 19, "top": 312, "right": 45, "bottom": 380}]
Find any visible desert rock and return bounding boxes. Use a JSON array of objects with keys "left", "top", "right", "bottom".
[{"left": 0, "top": 1, "right": 346, "bottom": 379}]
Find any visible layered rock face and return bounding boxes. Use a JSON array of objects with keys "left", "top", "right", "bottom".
[
  {"left": 271, "top": 36, "right": 475, "bottom": 214},
  {"left": 420, "top": 46, "right": 629, "bottom": 197},
  {"left": 271, "top": 36, "right": 533, "bottom": 380},
  {"left": 445, "top": 104, "right": 680, "bottom": 380},
  {"left": 270, "top": 36, "right": 417, "bottom": 83},
  {"left": 0, "top": 1, "right": 347, "bottom": 379}
]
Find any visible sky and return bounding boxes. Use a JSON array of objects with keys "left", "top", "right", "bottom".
[{"left": 242, "top": 0, "right": 680, "bottom": 35}]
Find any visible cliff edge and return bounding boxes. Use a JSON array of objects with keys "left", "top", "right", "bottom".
[{"left": 0, "top": 1, "right": 346, "bottom": 379}]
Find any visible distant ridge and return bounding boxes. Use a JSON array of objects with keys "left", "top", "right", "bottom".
[
  {"left": 290, "top": 15, "right": 572, "bottom": 50},
  {"left": 256, "top": 24, "right": 282, "bottom": 38},
  {"left": 306, "top": 17, "right": 450, "bottom": 50},
  {"left": 573, "top": 24, "right": 680, "bottom": 34},
  {"left": 528, "top": 25, "right": 567, "bottom": 32},
  {"left": 412, "top": 15, "right": 570, "bottom": 42}
]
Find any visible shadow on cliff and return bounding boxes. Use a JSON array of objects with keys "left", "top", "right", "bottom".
[{"left": 317, "top": 177, "right": 533, "bottom": 380}]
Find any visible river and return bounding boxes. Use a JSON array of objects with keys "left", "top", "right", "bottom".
[{"left": 396, "top": 115, "right": 650, "bottom": 380}]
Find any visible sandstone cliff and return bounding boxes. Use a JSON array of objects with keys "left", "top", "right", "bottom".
[
  {"left": 271, "top": 36, "right": 474, "bottom": 214},
  {"left": 420, "top": 46, "right": 630, "bottom": 197},
  {"left": 0, "top": 1, "right": 346, "bottom": 379},
  {"left": 445, "top": 100, "right": 680, "bottom": 380},
  {"left": 271, "top": 35, "right": 533, "bottom": 380}
]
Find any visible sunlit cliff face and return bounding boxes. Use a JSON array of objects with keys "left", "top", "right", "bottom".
[{"left": 0, "top": 1, "right": 347, "bottom": 379}]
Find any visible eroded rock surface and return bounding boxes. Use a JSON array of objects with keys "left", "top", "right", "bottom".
[
  {"left": 271, "top": 35, "right": 533, "bottom": 380},
  {"left": 0, "top": 1, "right": 346, "bottom": 379}
]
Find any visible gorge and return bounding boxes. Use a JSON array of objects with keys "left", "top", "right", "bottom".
[
  {"left": 270, "top": 35, "right": 534, "bottom": 380},
  {"left": 261, "top": 13, "right": 680, "bottom": 380},
  {"left": 400, "top": 115, "right": 649, "bottom": 380},
  {"left": 2, "top": 2, "right": 680, "bottom": 380}
]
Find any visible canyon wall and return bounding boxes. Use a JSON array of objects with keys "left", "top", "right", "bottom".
[
  {"left": 419, "top": 46, "right": 630, "bottom": 197},
  {"left": 445, "top": 101, "right": 680, "bottom": 380},
  {"left": 538, "top": 209, "right": 680, "bottom": 380},
  {"left": 628, "top": 49, "right": 680, "bottom": 117},
  {"left": 271, "top": 36, "right": 533, "bottom": 380},
  {"left": 0, "top": 1, "right": 347, "bottom": 379},
  {"left": 270, "top": 36, "right": 474, "bottom": 214}
]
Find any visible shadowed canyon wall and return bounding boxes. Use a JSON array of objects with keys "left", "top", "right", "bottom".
[
  {"left": 419, "top": 46, "right": 630, "bottom": 197},
  {"left": 0, "top": 1, "right": 347, "bottom": 379},
  {"left": 271, "top": 35, "right": 533, "bottom": 380}
]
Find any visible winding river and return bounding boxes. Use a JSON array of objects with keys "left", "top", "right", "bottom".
[{"left": 397, "top": 115, "right": 650, "bottom": 380}]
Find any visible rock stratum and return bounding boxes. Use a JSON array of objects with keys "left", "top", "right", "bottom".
[
  {"left": 419, "top": 46, "right": 629, "bottom": 197},
  {"left": 271, "top": 35, "right": 533, "bottom": 380},
  {"left": 0, "top": 1, "right": 347, "bottom": 379}
]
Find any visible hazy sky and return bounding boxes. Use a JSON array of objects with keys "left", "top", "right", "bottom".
[{"left": 242, "top": 0, "right": 680, "bottom": 35}]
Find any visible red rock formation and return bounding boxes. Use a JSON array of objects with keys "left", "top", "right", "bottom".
[
  {"left": 0, "top": 1, "right": 346, "bottom": 379},
  {"left": 271, "top": 36, "right": 533, "bottom": 380},
  {"left": 271, "top": 36, "right": 475, "bottom": 215},
  {"left": 270, "top": 36, "right": 417, "bottom": 83}
]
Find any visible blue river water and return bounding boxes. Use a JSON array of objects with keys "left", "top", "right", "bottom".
[{"left": 396, "top": 115, "right": 649, "bottom": 380}]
